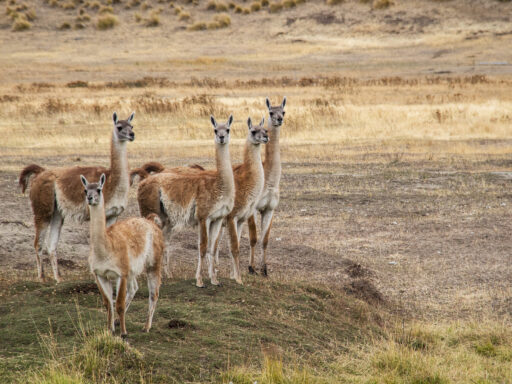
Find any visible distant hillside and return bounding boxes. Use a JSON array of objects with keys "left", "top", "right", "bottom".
[{"left": 2, "top": 0, "right": 511, "bottom": 33}]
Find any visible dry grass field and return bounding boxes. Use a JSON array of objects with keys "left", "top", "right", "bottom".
[{"left": 1, "top": 0, "right": 512, "bottom": 382}]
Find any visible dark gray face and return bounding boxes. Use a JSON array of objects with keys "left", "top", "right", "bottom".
[
  {"left": 80, "top": 174, "right": 106, "bottom": 206},
  {"left": 247, "top": 117, "right": 269, "bottom": 145},
  {"left": 113, "top": 111, "right": 135, "bottom": 142},
  {"left": 210, "top": 114, "right": 233, "bottom": 145},
  {"left": 266, "top": 97, "right": 286, "bottom": 127}
]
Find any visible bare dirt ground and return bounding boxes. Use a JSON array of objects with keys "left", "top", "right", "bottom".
[{"left": 3, "top": 151, "right": 512, "bottom": 320}]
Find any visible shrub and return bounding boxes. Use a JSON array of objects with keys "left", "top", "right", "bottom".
[
  {"left": 58, "top": 21, "right": 72, "bottom": 29},
  {"left": 188, "top": 21, "right": 207, "bottom": 30},
  {"left": 96, "top": 13, "right": 118, "bottom": 29},
  {"left": 207, "top": 13, "right": 230, "bottom": 29},
  {"left": 372, "top": 0, "right": 393, "bottom": 8},
  {"left": 215, "top": 1, "right": 228, "bottom": 11},
  {"left": 134, "top": 11, "right": 142, "bottom": 21},
  {"left": 12, "top": 14, "right": 30, "bottom": 30},
  {"left": 74, "top": 21, "right": 86, "bottom": 28},
  {"left": 250, "top": 1, "right": 261, "bottom": 11},
  {"left": 207, "top": 0, "right": 228, "bottom": 11},
  {"left": 98, "top": 5, "right": 113, "bottom": 13},
  {"left": 77, "top": 13, "right": 91, "bottom": 21},
  {"left": 234, "top": 4, "right": 242, "bottom": 12},
  {"left": 89, "top": 0, "right": 101, "bottom": 9},
  {"left": 282, "top": 0, "right": 295, "bottom": 7},
  {"left": 25, "top": 8, "right": 36, "bottom": 20},
  {"left": 62, "top": 1, "right": 76, "bottom": 9},
  {"left": 269, "top": 1, "right": 282, "bottom": 12},
  {"left": 141, "top": 0, "right": 151, "bottom": 9},
  {"left": 228, "top": 1, "right": 235, "bottom": 8},
  {"left": 145, "top": 10, "right": 160, "bottom": 26},
  {"left": 129, "top": 0, "right": 140, "bottom": 6},
  {"left": 178, "top": 10, "right": 190, "bottom": 20},
  {"left": 327, "top": 0, "right": 343, "bottom": 4},
  {"left": 261, "top": 0, "right": 269, "bottom": 5},
  {"left": 48, "top": 0, "right": 58, "bottom": 6}
]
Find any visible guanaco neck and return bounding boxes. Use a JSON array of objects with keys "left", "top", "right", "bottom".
[
  {"left": 244, "top": 139, "right": 263, "bottom": 180},
  {"left": 264, "top": 121, "right": 281, "bottom": 189},
  {"left": 109, "top": 131, "right": 129, "bottom": 195},
  {"left": 215, "top": 142, "right": 235, "bottom": 198},
  {"left": 88, "top": 198, "right": 109, "bottom": 260}
]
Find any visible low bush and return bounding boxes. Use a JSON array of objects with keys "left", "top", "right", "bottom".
[{"left": 96, "top": 13, "right": 118, "bottom": 29}]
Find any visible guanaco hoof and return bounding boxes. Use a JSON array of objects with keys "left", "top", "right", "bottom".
[
  {"left": 121, "top": 333, "right": 128, "bottom": 340},
  {"left": 114, "top": 319, "right": 120, "bottom": 327},
  {"left": 261, "top": 264, "right": 268, "bottom": 276},
  {"left": 248, "top": 266, "right": 257, "bottom": 274}
]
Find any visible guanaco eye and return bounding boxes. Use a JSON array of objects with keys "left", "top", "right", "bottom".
[
  {"left": 117, "top": 126, "right": 122, "bottom": 131},
  {"left": 270, "top": 112, "right": 274, "bottom": 116},
  {"left": 84, "top": 189, "right": 87, "bottom": 194},
  {"left": 214, "top": 129, "right": 218, "bottom": 134},
  {"left": 97, "top": 189, "right": 101, "bottom": 193},
  {"left": 282, "top": 111, "right": 286, "bottom": 116},
  {"left": 226, "top": 129, "right": 230, "bottom": 134}
]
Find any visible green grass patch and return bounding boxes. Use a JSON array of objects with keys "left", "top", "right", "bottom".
[{"left": 0, "top": 277, "right": 380, "bottom": 383}]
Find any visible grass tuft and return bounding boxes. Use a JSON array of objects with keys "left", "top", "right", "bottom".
[
  {"left": 98, "top": 5, "right": 114, "bottom": 13},
  {"left": 145, "top": 10, "right": 160, "bottom": 26},
  {"left": 188, "top": 21, "right": 207, "bottom": 30},
  {"left": 250, "top": 0, "right": 261, "bottom": 11},
  {"left": 11, "top": 13, "right": 31, "bottom": 30},
  {"left": 96, "top": 13, "right": 118, "bottom": 29},
  {"left": 207, "top": 13, "right": 231, "bottom": 29},
  {"left": 373, "top": 0, "right": 394, "bottom": 9},
  {"left": 283, "top": 0, "right": 296, "bottom": 7},
  {"left": 58, "top": 21, "right": 71, "bottom": 30},
  {"left": 178, "top": 10, "right": 190, "bottom": 20},
  {"left": 269, "top": 1, "right": 283, "bottom": 12}
]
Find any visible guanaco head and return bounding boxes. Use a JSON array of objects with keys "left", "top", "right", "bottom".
[
  {"left": 112, "top": 112, "right": 135, "bottom": 142},
  {"left": 80, "top": 173, "right": 106, "bottom": 206},
  {"left": 210, "top": 114, "right": 233, "bottom": 145},
  {"left": 265, "top": 97, "right": 286, "bottom": 127},
  {"left": 247, "top": 117, "right": 268, "bottom": 145}
]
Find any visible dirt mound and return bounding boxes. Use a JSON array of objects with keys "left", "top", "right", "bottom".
[
  {"left": 61, "top": 281, "right": 98, "bottom": 294},
  {"left": 345, "top": 262, "right": 372, "bottom": 278},
  {"left": 168, "top": 319, "right": 195, "bottom": 329},
  {"left": 57, "top": 259, "right": 79, "bottom": 269},
  {"left": 344, "top": 278, "right": 384, "bottom": 305}
]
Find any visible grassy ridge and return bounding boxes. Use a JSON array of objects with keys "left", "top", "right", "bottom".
[
  {"left": 1, "top": 278, "right": 511, "bottom": 383},
  {"left": 0, "top": 277, "right": 381, "bottom": 383}
]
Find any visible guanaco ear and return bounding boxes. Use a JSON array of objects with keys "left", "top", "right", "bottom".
[
  {"left": 127, "top": 111, "right": 135, "bottom": 123},
  {"left": 99, "top": 173, "right": 106, "bottom": 189},
  {"left": 80, "top": 175, "right": 88, "bottom": 188},
  {"left": 260, "top": 116, "right": 265, "bottom": 126},
  {"left": 247, "top": 117, "right": 252, "bottom": 130},
  {"left": 210, "top": 115, "right": 217, "bottom": 128},
  {"left": 281, "top": 96, "right": 287, "bottom": 109},
  {"left": 113, "top": 112, "right": 118, "bottom": 124},
  {"left": 227, "top": 114, "right": 233, "bottom": 127},
  {"left": 266, "top": 98, "right": 271, "bottom": 110}
]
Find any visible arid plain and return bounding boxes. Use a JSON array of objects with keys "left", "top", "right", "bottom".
[{"left": 1, "top": 0, "right": 512, "bottom": 382}]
